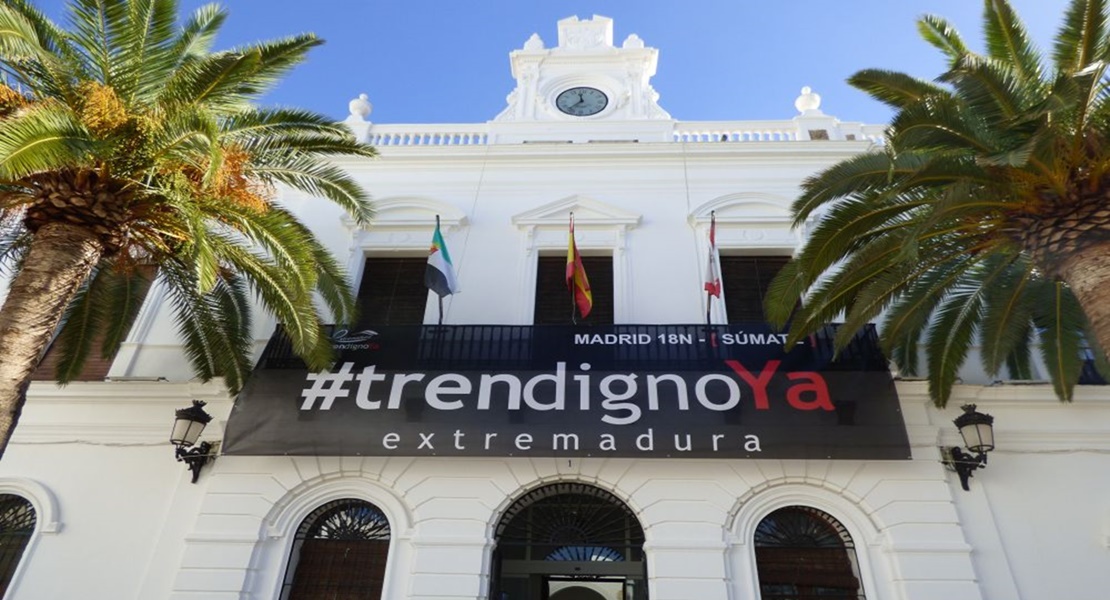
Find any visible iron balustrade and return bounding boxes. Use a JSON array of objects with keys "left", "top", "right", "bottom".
[{"left": 257, "top": 323, "right": 888, "bottom": 372}]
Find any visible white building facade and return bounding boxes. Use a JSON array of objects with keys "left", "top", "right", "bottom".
[{"left": 1, "top": 15, "right": 1109, "bottom": 600}]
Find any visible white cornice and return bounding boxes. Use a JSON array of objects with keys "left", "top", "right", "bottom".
[
  {"left": 330, "top": 139, "right": 875, "bottom": 168},
  {"left": 26, "top": 380, "right": 228, "bottom": 404}
]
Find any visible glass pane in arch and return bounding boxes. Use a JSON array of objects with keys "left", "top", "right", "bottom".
[
  {"left": 754, "top": 506, "right": 865, "bottom": 600},
  {"left": 281, "top": 499, "right": 391, "bottom": 600},
  {"left": 492, "top": 482, "right": 648, "bottom": 600},
  {"left": 0, "top": 494, "right": 35, "bottom": 598}
]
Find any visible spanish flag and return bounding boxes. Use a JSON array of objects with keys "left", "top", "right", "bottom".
[{"left": 566, "top": 215, "right": 593, "bottom": 319}]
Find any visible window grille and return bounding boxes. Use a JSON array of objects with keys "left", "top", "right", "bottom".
[
  {"left": 0, "top": 494, "right": 35, "bottom": 598},
  {"left": 754, "top": 506, "right": 865, "bottom": 600},
  {"left": 281, "top": 499, "right": 391, "bottom": 600}
]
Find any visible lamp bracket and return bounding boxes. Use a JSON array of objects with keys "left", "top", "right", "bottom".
[
  {"left": 946, "top": 447, "right": 987, "bottom": 491},
  {"left": 175, "top": 441, "right": 220, "bottom": 484}
]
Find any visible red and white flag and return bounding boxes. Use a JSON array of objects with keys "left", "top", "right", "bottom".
[{"left": 704, "top": 212, "right": 721, "bottom": 297}]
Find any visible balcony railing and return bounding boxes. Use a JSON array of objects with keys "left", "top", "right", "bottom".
[
  {"left": 257, "top": 323, "right": 887, "bottom": 372},
  {"left": 356, "top": 121, "right": 887, "bottom": 147}
]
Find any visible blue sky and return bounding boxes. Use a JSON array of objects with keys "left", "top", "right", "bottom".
[{"left": 31, "top": 0, "right": 1071, "bottom": 125}]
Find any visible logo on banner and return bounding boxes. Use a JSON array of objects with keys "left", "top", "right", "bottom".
[{"left": 330, "top": 328, "right": 379, "bottom": 351}]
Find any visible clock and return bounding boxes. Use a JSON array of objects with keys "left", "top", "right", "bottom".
[{"left": 555, "top": 87, "right": 609, "bottom": 116}]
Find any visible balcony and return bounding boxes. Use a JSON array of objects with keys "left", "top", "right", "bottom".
[{"left": 257, "top": 323, "right": 887, "bottom": 372}]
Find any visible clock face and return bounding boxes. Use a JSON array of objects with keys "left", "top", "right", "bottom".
[{"left": 555, "top": 87, "right": 609, "bottom": 116}]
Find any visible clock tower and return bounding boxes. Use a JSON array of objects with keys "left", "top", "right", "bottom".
[{"left": 489, "top": 15, "right": 673, "bottom": 144}]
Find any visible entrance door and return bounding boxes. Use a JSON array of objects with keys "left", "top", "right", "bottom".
[{"left": 491, "top": 483, "right": 648, "bottom": 600}]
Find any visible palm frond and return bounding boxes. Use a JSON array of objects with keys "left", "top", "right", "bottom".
[
  {"left": 1031, "top": 280, "right": 1086, "bottom": 400},
  {"left": 252, "top": 153, "right": 374, "bottom": 226},
  {"left": 204, "top": 237, "right": 329, "bottom": 370},
  {"left": 918, "top": 14, "right": 970, "bottom": 64},
  {"left": 157, "top": 49, "right": 263, "bottom": 109},
  {"left": 51, "top": 268, "right": 102, "bottom": 383},
  {"left": 790, "top": 151, "right": 926, "bottom": 225},
  {"left": 159, "top": 261, "right": 254, "bottom": 392},
  {"left": 220, "top": 106, "right": 354, "bottom": 139},
  {"left": 945, "top": 54, "right": 1045, "bottom": 124},
  {"left": 310, "top": 237, "right": 358, "bottom": 326},
  {"left": 982, "top": 0, "right": 1044, "bottom": 83},
  {"left": 0, "top": 3, "right": 82, "bottom": 98},
  {"left": 1054, "top": 0, "right": 1107, "bottom": 71},
  {"left": 923, "top": 279, "right": 985, "bottom": 406},
  {"left": 228, "top": 34, "right": 321, "bottom": 97},
  {"left": 113, "top": 0, "right": 180, "bottom": 104},
  {"left": 98, "top": 265, "right": 151, "bottom": 359},
  {"left": 169, "top": 3, "right": 225, "bottom": 66},
  {"left": 1003, "top": 323, "right": 1034, "bottom": 379},
  {"left": 68, "top": 0, "right": 129, "bottom": 86},
  {"left": 52, "top": 262, "right": 150, "bottom": 382},
  {"left": 0, "top": 103, "right": 91, "bottom": 179},
  {"left": 1, "top": 2, "right": 85, "bottom": 102},
  {"left": 848, "top": 69, "right": 948, "bottom": 110},
  {"left": 979, "top": 257, "right": 1035, "bottom": 376}
]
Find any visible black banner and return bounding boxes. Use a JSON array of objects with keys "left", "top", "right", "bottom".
[{"left": 223, "top": 324, "right": 910, "bottom": 459}]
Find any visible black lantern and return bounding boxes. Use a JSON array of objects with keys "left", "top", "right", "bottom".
[
  {"left": 171, "top": 401, "right": 218, "bottom": 483},
  {"left": 943, "top": 404, "right": 995, "bottom": 491}
]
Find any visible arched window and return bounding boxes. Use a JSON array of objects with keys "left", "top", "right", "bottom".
[
  {"left": 754, "top": 506, "right": 864, "bottom": 600},
  {"left": 280, "top": 499, "right": 391, "bottom": 600},
  {"left": 0, "top": 494, "right": 36, "bottom": 597}
]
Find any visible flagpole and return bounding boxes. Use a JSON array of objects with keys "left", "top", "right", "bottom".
[
  {"left": 569, "top": 213, "right": 577, "bottom": 325},
  {"left": 706, "top": 210, "right": 715, "bottom": 326},
  {"left": 436, "top": 215, "right": 445, "bottom": 326},
  {"left": 706, "top": 290, "right": 712, "bottom": 326}
]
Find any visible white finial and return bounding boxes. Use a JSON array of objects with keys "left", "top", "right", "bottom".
[
  {"left": 622, "top": 34, "right": 644, "bottom": 49},
  {"left": 523, "top": 33, "right": 544, "bottom": 50},
  {"left": 795, "top": 86, "right": 822, "bottom": 114},
  {"left": 348, "top": 93, "right": 372, "bottom": 121}
]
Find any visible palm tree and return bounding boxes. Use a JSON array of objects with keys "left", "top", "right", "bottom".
[
  {"left": 0, "top": 0, "right": 375, "bottom": 456},
  {"left": 766, "top": 0, "right": 1110, "bottom": 405}
]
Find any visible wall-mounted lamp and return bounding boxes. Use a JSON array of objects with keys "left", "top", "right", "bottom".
[
  {"left": 170, "top": 400, "right": 219, "bottom": 483},
  {"left": 941, "top": 404, "right": 995, "bottom": 491}
]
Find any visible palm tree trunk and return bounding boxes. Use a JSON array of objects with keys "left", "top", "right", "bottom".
[
  {"left": 0, "top": 223, "right": 103, "bottom": 459},
  {"left": 1056, "top": 239, "right": 1110, "bottom": 359}
]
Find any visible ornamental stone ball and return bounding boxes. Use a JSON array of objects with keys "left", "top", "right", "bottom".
[
  {"left": 348, "top": 93, "right": 372, "bottom": 121},
  {"left": 622, "top": 34, "right": 644, "bottom": 49},
  {"left": 794, "top": 86, "right": 822, "bottom": 114}
]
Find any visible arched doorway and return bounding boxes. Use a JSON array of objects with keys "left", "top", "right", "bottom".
[{"left": 491, "top": 482, "right": 647, "bottom": 600}]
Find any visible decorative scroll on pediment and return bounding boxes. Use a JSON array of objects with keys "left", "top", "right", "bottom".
[
  {"left": 689, "top": 193, "right": 800, "bottom": 249},
  {"left": 512, "top": 195, "right": 640, "bottom": 253},
  {"left": 343, "top": 196, "right": 467, "bottom": 254},
  {"left": 344, "top": 196, "right": 466, "bottom": 232},
  {"left": 558, "top": 15, "right": 613, "bottom": 50},
  {"left": 513, "top": 195, "right": 640, "bottom": 228}
]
